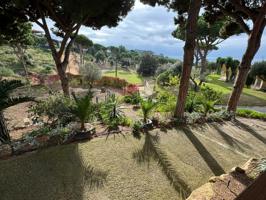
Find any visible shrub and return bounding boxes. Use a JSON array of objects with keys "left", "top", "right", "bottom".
[
  {"left": 125, "top": 84, "right": 139, "bottom": 94},
  {"left": 236, "top": 109, "right": 266, "bottom": 120},
  {"left": 70, "top": 91, "right": 96, "bottom": 130},
  {"left": 80, "top": 63, "right": 102, "bottom": 87},
  {"left": 156, "top": 90, "right": 176, "bottom": 114},
  {"left": 140, "top": 98, "right": 158, "bottom": 123},
  {"left": 123, "top": 92, "right": 141, "bottom": 105},
  {"left": 137, "top": 53, "right": 159, "bottom": 77},
  {"left": 0, "top": 67, "right": 15, "bottom": 77},
  {"left": 30, "top": 93, "right": 75, "bottom": 127},
  {"left": 250, "top": 61, "right": 266, "bottom": 81},
  {"left": 99, "top": 94, "right": 130, "bottom": 131},
  {"left": 95, "top": 76, "right": 128, "bottom": 89}
]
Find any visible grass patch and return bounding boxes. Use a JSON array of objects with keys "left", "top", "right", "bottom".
[
  {"left": 236, "top": 109, "right": 266, "bottom": 120},
  {"left": 205, "top": 74, "right": 266, "bottom": 106},
  {"left": 1, "top": 121, "right": 265, "bottom": 200},
  {"left": 103, "top": 70, "right": 143, "bottom": 84}
]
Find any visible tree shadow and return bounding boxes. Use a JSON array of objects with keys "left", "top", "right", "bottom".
[
  {"left": 233, "top": 119, "right": 266, "bottom": 145},
  {"left": 132, "top": 131, "right": 191, "bottom": 198},
  {"left": 0, "top": 144, "right": 108, "bottom": 200},
  {"left": 181, "top": 127, "right": 225, "bottom": 176},
  {"left": 211, "top": 124, "right": 251, "bottom": 152}
]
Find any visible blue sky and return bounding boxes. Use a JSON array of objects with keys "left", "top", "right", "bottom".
[{"left": 34, "top": 0, "right": 266, "bottom": 61}]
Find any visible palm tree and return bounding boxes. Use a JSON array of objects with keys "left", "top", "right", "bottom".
[
  {"left": 140, "top": 98, "right": 158, "bottom": 124},
  {"left": 0, "top": 80, "right": 34, "bottom": 144},
  {"left": 70, "top": 91, "right": 94, "bottom": 131}
]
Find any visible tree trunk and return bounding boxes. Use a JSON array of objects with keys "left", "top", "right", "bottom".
[
  {"left": 227, "top": 27, "right": 264, "bottom": 112},
  {"left": 199, "top": 52, "right": 207, "bottom": 85},
  {"left": 56, "top": 62, "right": 70, "bottom": 96},
  {"left": 0, "top": 112, "right": 10, "bottom": 144},
  {"left": 13, "top": 45, "right": 29, "bottom": 79},
  {"left": 174, "top": 0, "right": 201, "bottom": 118},
  {"left": 115, "top": 63, "right": 118, "bottom": 77}
]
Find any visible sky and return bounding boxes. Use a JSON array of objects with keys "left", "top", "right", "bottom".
[{"left": 33, "top": 0, "right": 266, "bottom": 61}]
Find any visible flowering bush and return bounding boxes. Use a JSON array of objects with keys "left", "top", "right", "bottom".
[
  {"left": 125, "top": 84, "right": 139, "bottom": 94},
  {"left": 95, "top": 76, "right": 128, "bottom": 89}
]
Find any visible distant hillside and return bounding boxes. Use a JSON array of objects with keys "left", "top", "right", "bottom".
[{"left": 0, "top": 45, "right": 55, "bottom": 75}]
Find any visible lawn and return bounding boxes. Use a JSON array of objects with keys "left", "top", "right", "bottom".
[
  {"left": 0, "top": 119, "right": 265, "bottom": 200},
  {"left": 205, "top": 74, "right": 266, "bottom": 106},
  {"left": 103, "top": 70, "right": 143, "bottom": 84}
]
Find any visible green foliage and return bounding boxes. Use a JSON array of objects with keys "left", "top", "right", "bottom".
[
  {"left": 97, "top": 76, "right": 128, "bottom": 89},
  {"left": 0, "top": 67, "right": 15, "bottom": 77},
  {"left": 132, "top": 121, "right": 143, "bottom": 140},
  {"left": 95, "top": 50, "right": 106, "bottom": 63},
  {"left": 185, "top": 92, "right": 202, "bottom": 113},
  {"left": 250, "top": 61, "right": 266, "bottom": 81},
  {"left": 156, "top": 63, "right": 182, "bottom": 86},
  {"left": 80, "top": 63, "right": 102, "bottom": 87},
  {"left": 185, "top": 86, "right": 221, "bottom": 116},
  {"left": 70, "top": 91, "right": 95, "bottom": 130},
  {"left": 236, "top": 109, "right": 266, "bottom": 120},
  {"left": 99, "top": 94, "right": 130, "bottom": 131},
  {"left": 123, "top": 92, "right": 141, "bottom": 105},
  {"left": 75, "top": 35, "right": 93, "bottom": 48},
  {"left": 138, "top": 53, "right": 159, "bottom": 77},
  {"left": 140, "top": 98, "right": 158, "bottom": 123},
  {"left": 30, "top": 94, "right": 75, "bottom": 127},
  {"left": 156, "top": 90, "right": 176, "bottom": 114},
  {"left": 0, "top": 80, "right": 33, "bottom": 144}
]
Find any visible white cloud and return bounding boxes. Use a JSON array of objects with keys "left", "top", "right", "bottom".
[{"left": 33, "top": 0, "right": 266, "bottom": 61}]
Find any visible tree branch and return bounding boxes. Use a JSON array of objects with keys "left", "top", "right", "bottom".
[{"left": 216, "top": 4, "right": 251, "bottom": 34}]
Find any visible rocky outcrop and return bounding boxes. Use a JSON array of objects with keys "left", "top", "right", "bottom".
[{"left": 187, "top": 158, "right": 263, "bottom": 200}]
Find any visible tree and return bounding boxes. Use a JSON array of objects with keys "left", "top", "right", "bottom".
[
  {"left": 75, "top": 34, "right": 93, "bottom": 69},
  {"left": 250, "top": 61, "right": 266, "bottom": 81},
  {"left": 0, "top": 20, "right": 34, "bottom": 79},
  {"left": 141, "top": 0, "right": 201, "bottom": 119},
  {"left": 216, "top": 57, "right": 226, "bottom": 75},
  {"left": 173, "top": 16, "right": 241, "bottom": 84},
  {"left": 80, "top": 63, "right": 102, "bottom": 88},
  {"left": 2, "top": 0, "right": 134, "bottom": 96},
  {"left": 0, "top": 80, "right": 33, "bottom": 144},
  {"left": 137, "top": 53, "right": 159, "bottom": 77},
  {"left": 108, "top": 46, "right": 127, "bottom": 77},
  {"left": 95, "top": 50, "right": 106, "bottom": 64},
  {"left": 204, "top": 0, "right": 266, "bottom": 113}
]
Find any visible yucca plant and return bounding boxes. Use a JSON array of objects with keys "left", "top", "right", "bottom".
[
  {"left": 140, "top": 98, "right": 158, "bottom": 124},
  {"left": 0, "top": 80, "right": 34, "bottom": 144},
  {"left": 70, "top": 91, "right": 94, "bottom": 131},
  {"left": 100, "top": 94, "right": 128, "bottom": 132}
]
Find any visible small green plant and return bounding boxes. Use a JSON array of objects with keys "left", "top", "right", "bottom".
[
  {"left": 70, "top": 91, "right": 95, "bottom": 130},
  {"left": 30, "top": 93, "right": 75, "bottom": 127},
  {"left": 0, "top": 67, "right": 15, "bottom": 77},
  {"left": 123, "top": 92, "right": 141, "bottom": 105},
  {"left": 185, "top": 92, "right": 202, "bottom": 113},
  {"left": 100, "top": 94, "right": 130, "bottom": 131},
  {"left": 236, "top": 109, "right": 266, "bottom": 120},
  {"left": 201, "top": 100, "right": 218, "bottom": 116},
  {"left": 140, "top": 98, "right": 158, "bottom": 123}
]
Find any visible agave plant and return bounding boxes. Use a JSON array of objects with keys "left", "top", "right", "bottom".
[
  {"left": 0, "top": 80, "right": 34, "bottom": 144},
  {"left": 100, "top": 94, "right": 128, "bottom": 132},
  {"left": 140, "top": 98, "right": 158, "bottom": 124},
  {"left": 70, "top": 91, "right": 94, "bottom": 131}
]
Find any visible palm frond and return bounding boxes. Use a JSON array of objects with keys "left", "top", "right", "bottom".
[
  {"left": 0, "top": 80, "right": 25, "bottom": 98},
  {"left": 133, "top": 131, "right": 191, "bottom": 197},
  {"left": 0, "top": 96, "right": 34, "bottom": 111}
]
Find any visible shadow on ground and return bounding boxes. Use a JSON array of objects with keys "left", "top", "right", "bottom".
[
  {"left": 0, "top": 144, "right": 108, "bottom": 200},
  {"left": 180, "top": 127, "right": 225, "bottom": 176}
]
